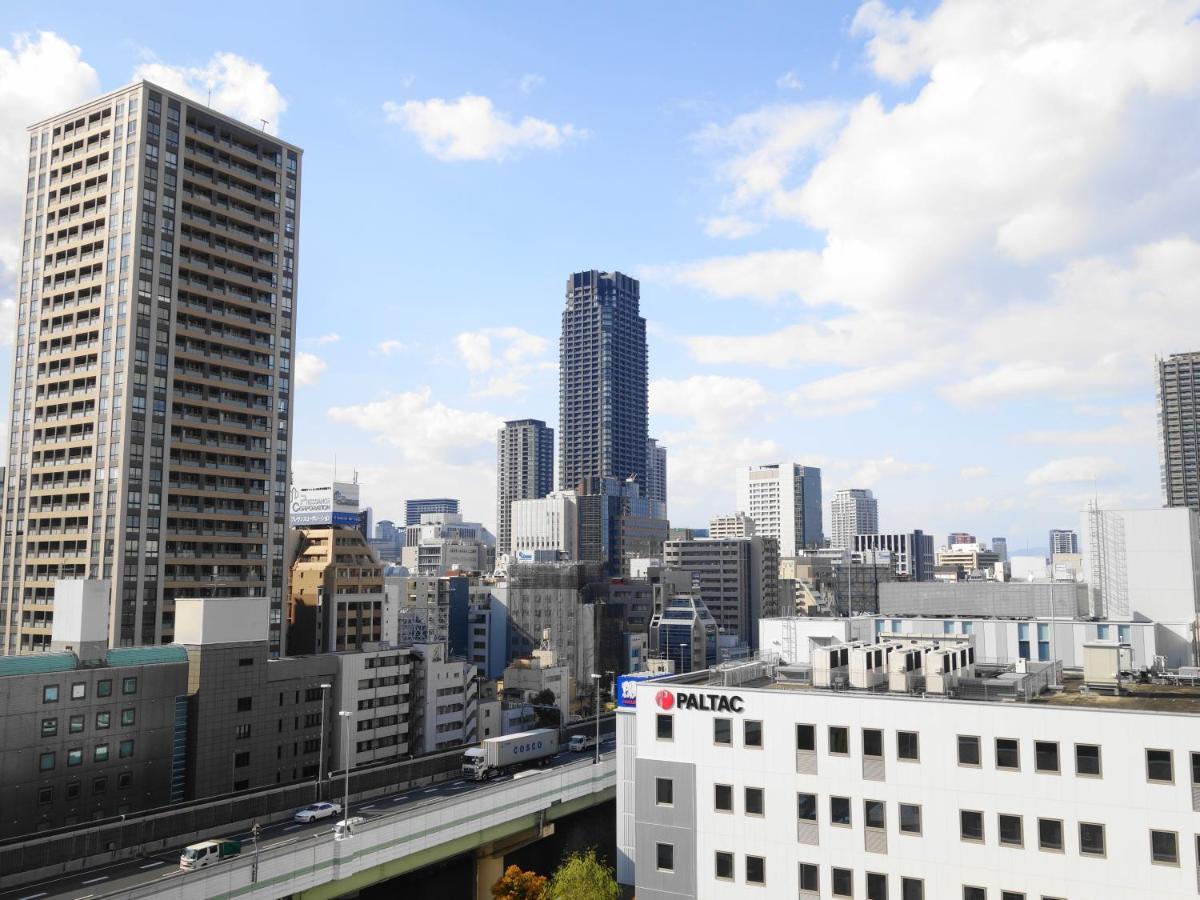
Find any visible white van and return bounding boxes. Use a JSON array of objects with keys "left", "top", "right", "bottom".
[
  {"left": 179, "top": 839, "right": 240, "bottom": 870},
  {"left": 333, "top": 817, "right": 365, "bottom": 841}
]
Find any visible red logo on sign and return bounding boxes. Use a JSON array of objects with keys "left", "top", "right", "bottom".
[{"left": 655, "top": 689, "right": 674, "bottom": 710}]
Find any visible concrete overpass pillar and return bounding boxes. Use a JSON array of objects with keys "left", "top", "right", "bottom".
[{"left": 475, "top": 852, "right": 505, "bottom": 900}]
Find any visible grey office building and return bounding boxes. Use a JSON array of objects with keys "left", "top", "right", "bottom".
[
  {"left": 646, "top": 438, "right": 668, "bottom": 510},
  {"left": 1159, "top": 352, "right": 1200, "bottom": 511},
  {"left": 0, "top": 645, "right": 189, "bottom": 838},
  {"left": 559, "top": 271, "right": 648, "bottom": 491},
  {"left": 496, "top": 419, "right": 554, "bottom": 555}
]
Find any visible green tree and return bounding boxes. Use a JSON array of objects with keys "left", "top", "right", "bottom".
[
  {"left": 543, "top": 848, "right": 619, "bottom": 900},
  {"left": 491, "top": 864, "right": 546, "bottom": 900},
  {"left": 530, "top": 688, "right": 560, "bottom": 730}
]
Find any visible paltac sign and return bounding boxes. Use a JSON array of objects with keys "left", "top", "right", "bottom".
[{"left": 655, "top": 689, "right": 744, "bottom": 713}]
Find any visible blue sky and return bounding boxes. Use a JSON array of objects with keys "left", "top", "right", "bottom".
[{"left": 3, "top": 1, "right": 1199, "bottom": 552}]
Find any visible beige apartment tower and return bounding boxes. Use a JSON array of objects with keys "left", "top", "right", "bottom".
[{"left": 1, "top": 82, "right": 301, "bottom": 655}]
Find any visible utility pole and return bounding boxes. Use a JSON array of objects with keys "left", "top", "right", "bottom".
[
  {"left": 315, "top": 683, "right": 332, "bottom": 802},
  {"left": 251, "top": 822, "right": 261, "bottom": 883},
  {"left": 338, "top": 711, "right": 353, "bottom": 836},
  {"left": 590, "top": 673, "right": 600, "bottom": 765}
]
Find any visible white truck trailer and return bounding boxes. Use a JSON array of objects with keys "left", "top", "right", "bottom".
[{"left": 461, "top": 728, "right": 559, "bottom": 780}]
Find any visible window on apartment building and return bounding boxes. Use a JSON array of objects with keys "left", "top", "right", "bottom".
[
  {"left": 96, "top": 712, "right": 110, "bottom": 730},
  {"left": 832, "top": 867, "right": 853, "bottom": 897},
  {"left": 744, "top": 719, "right": 762, "bottom": 748},
  {"left": 831, "top": 796, "right": 852, "bottom": 826},
  {"left": 234, "top": 751, "right": 250, "bottom": 769},
  {"left": 901, "top": 877, "right": 924, "bottom": 900},
  {"left": 1151, "top": 830, "right": 1179, "bottom": 865},
  {"left": 1075, "top": 744, "right": 1102, "bottom": 776},
  {"left": 121, "top": 709, "right": 135, "bottom": 726},
  {"left": 656, "top": 714, "right": 673, "bottom": 741},
  {"left": 41, "top": 718, "right": 57, "bottom": 737},
  {"left": 67, "top": 749, "right": 82, "bottom": 767},
  {"left": 958, "top": 735, "right": 981, "bottom": 766},
  {"left": 117, "top": 772, "right": 132, "bottom": 788},
  {"left": 236, "top": 724, "right": 252, "bottom": 740},
  {"left": 37, "top": 786, "right": 53, "bottom": 805},
  {"left": 93, "top": 776, "right": 108, "bottom": 795},
  {"left": 715, "top": 850, "right": 734, "bottom": 881},
  {"left": 998, "top": 814, "right": 1023, "bottom": 847},
  {"left": 1038, "top": 818, "right": 1064, "bottom": 851},
  {"left": 799, "top": 863, "right": 819, "bottom": 894},
  {"left": 745, "top": 787, "right": 764, "bottom": 816},
  {"left": 1191, "top": 752, "right": 1200, "bottom": 788},
  {"left": 865, "top": 799, "right": 886, "bottom": 831},
  {"left": 1034, "top": 741, "right": 1059, "bottom": 773},
  {"left": 899, "top": 803, "right": 922, "bottom": 835},
  {"left": 43, "top": 684, "right": 59, "bottom": 704},
  {"left": 798, "top": 792, "right": 817, "bottom": 823},
  {"left": 1000, "top": 893, "right": 1026, "bottom": 900},
  {"left": 963, "top": 888, "right": 986, "bottom": 900},
  {"left": 655, "top": 842, "right": 673, "bottom": 873},
  {"left": 1146, "top": 749, "right": 1174, "bottom": 783},
  {"left": 796, "top": 723, "right": 816, "bottom": 751},
  {"left": 69, "top": 715, "right": 84, "bottom": 734},
  {"left": 655, "top": 777, "right": 673, "bottom": 806},
  {"left": 71, "top": 682, "right": 87, "bottom": 700},
  {"left": 960, "top": 810, "right": 984, "bottom": 842},
  {"left": 995, "top": 738, "right": 1020, "bottom": 770},
  {"left": 39, "top": 751, "right": 56, "bottom": 771},
  {"left": 862, "top": 727, "right": 883, "bottom": 759},
  {"left": 121, "top": 677, "right": 137, "bottom": 695},
  {"left": 746, "top": 855, "right": 765, "bottom": 886},
  {"left": 829, "top": 726, "right": 849, "bottom": 755},
  {"left": 94, "top": 743, "right": 109, "bottom": 762},
  {"left": 65, "top": 781, "right": 80, "bottom": 801},
  {"left": 715, "top": 783, "right": 733, "bottom": 812},
  {"left": 236, "top": 697, "right": 252, "bottom": 713},
  {"left": 1079, "top": 822, "right": 1106, "bottom": 857},
  {"left": 97, "top": 679, "right": 112, "bottom": 697},
  {"left": 714, "top": 718, "right": 732, "bottom": 745},
  {"left": 867, "top": 872, "right": 888, "bottom": 900},
  {"left": 897, "top": 731, "right": 920, "bottom": 761}
]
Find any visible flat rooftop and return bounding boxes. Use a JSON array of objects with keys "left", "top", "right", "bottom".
[{"left": 661, "top": 661, "right": 1200, "bottom": 715}]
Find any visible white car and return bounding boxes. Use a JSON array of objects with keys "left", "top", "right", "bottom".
[{"left": 293, "top": 802, "right": 342, "bottom": 823}]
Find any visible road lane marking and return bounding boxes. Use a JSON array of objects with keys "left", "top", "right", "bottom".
[
  {"left": 72, "top": 894, "right": 95, "bottom": 900},
  {"left": 80, "top": 877, "right": 109, "bottom": 885},
  {"left": 283, "top": 823, "right": 302, "bottom": 831},
  {"left": 18, "top": 892, "right": 48, "bottom": 900},
  {"left": 139, "top": 861, "right": 165, "bottom": 869},
  {"left": 361, "top": 805, "right": 376, "bottom": 810}
]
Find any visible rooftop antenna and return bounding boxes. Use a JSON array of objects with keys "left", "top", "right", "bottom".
[
  {"left": 260, "top": 118, "right": 269, "bottom": 132},
  {"left": 206, "top": 87, "right": 212, "bottom": 107}
]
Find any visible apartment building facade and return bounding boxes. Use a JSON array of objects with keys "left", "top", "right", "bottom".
[
  {"left": 1158, "top": 351, "right": 1200, "bottom": 511},
  {"left": 496, "top": 418, "right": 554, "bottom": 556},
  {"left": 2, "top": 81, "right": 301, "bottom": 654},
  {"left": 830, "top": 489, "right": 879, "bottom": 550},
  {"left": 736, "top": 464, "right": 823, "bottom": 556}
]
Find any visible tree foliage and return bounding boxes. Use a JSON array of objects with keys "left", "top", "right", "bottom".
[
  {"left": 543, "top": 848, "right": 619, "bottom": 900},
  {"left": 491, "top": 864, "right": 547, "bottom": 900}
]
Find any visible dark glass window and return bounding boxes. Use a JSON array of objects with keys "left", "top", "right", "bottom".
[
  {"left": 715, "top": 783, "right": 732, "bottom": 811},
  {"left": 1075, "top": 744, "right": 1101, "bottom": 776},
  {"left": 656, "top": 714, "right": 673, "bottom": 740},
  {"left": 1146, "top": 749, "right": 1173, "bottom": 783},
  {"left": 958, "top": 735, "right": 980, "bottom": 766},
  {"left": 745, "top": 787, "right": 764, "bottom": 816},
  {"left": 1079, "top": 822, "right": 1105, "bottom": 856},
  {"left": 1034, "top": 741, "right": 1059, "bottom": 773},
  {"left": 797, "top": 792, "right": 817, "bottom": 822},
  {"left": 1038, "top": 818, "right": 1063, "bottom": 851},
  {"left": 829, "top": 726, "right": 849, "bottom": 754},
  {"left": 995, "top": 738, "right": 1020, "bottom": 770},
  {"left": 863, "top": 727, "right": 883, "bottom": 757},
  {"left": 744, "top": 720, "right": 762, "bottom": 747},
  {"left": 833, "top": 867, "right": 853, "bottom": 897},
  {"left": 897, "top": 731, "right": 920, "bottom": 760},
  {"left": 961, "top": 810, "right": 984, "bottom": 841},
  {"left": 713, "top": 718, "right": 731, "bottom": 744},
  {"left": 746, "top": 855, "right": 765, "bottom": 885},
  {"left": 796, "top": 723, "right": 815, "bottom": 751},
  {"left": 831, "top": 796, "right": 851, "bottom": 826},
  {"left": 998, "top": 814, "right": 1023, "bottom": 847},
  {"left": 655, "top": 777, "right": 673, "bottom": 806},
  {"left": 656, "top": 843, "right": 673, "bottom": 872}
]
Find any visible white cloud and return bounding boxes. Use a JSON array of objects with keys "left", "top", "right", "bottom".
[
  {"left": 384, "top": 94, "right": 582, "bottom": 161},
  {"left": 519, "top": 73, "right": 545, "bottom": 94},
  {"left": 376, "top": 339, "right": 406, "bottom": 356},
  {"left": 659, "top": 1, "right": 1200, "bottom": 404},
  {"left": 294, "top": 352, "right": 327, "bottom": 387},
  {"left": 306, "top": 332, "right": 341, "bottom": 346},
  {"left": 1025, "top": 456, "right": 1125, "bottom": 487},
  {"left": 842, "top": 456, "right": 934, "bottom": 488},
  {"left": 776, "top": 71, "right": 805, "bottom": 91},
  {"left": 959, "top": 465, "right": 990, "bottom": 479},
  {"left": 701, "top": 215, "right": 762, "bottom": 240},
  {"left": 786, "top": 359, "right": 942, "bottom": 416},
  {"left": 665, "top": 437, "right": 785, "bottom": 525},
  {"left": 133, "top": 52, "right": 286, "bottom": 133},
  {"left": 1017, "top": 405, "right": 1156, "bottom": 446},
  {"left": 327, "top": 388, "right": 503, "bottom": 466},
  {"left": 650, "top": 375, "right": 771, "bottom": 436},
  {"left": 454, "top": 326, "right": 551, "bottom": 396}
]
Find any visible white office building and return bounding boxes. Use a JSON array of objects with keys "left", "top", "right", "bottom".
[
  {"left": 830, "top": 489, "right": 879, "bottom": 550},
  {"left": 510, "top": 491, "right": 579, "bottom": 561},
  {"left": 736, "top": 463, "right": 823, "bottom": 556},
  {"left": 619, "top": 650, "right": 1200, "bottom": 899},
  {"left": 709, "top": 513, "right": 756, "bottom": 539}
]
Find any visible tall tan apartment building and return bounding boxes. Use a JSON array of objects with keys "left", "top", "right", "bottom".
[
  {"left": 286, "top": 525, "right": 385, "bottom": 654},
  {"left": 2, "top": 82, "right": 301, "bottom": 655}
]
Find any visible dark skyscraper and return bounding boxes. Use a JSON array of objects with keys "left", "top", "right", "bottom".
[
  {"left": 559, "top": 270, "right": 648, "bottom": 491},
  {"left": 405, "top": 498, "right": 459, "bottom": 526}
]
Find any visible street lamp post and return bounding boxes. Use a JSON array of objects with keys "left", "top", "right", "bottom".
[
  {"left": 338, "top": 710, "right": 352, "bottom": 837},
  {"left": 677, "top": 641, "right": 689, "bottom": 675},
  {"left": 315, "top": 683, "right": 332, "bottom": 802},
  {"left": 589, "top": 674, "right": 601, "bottom": 765}
]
